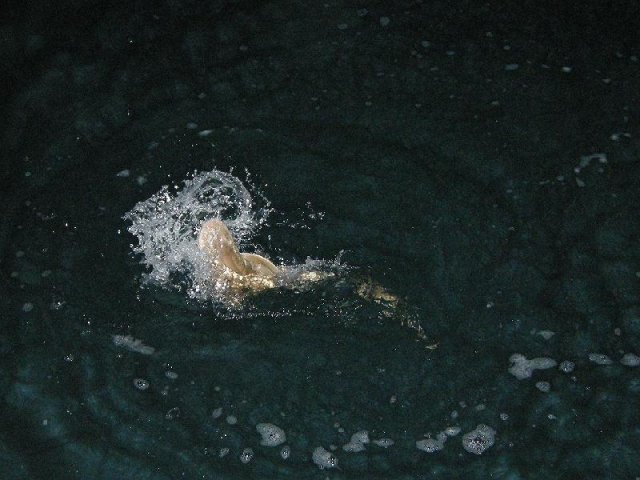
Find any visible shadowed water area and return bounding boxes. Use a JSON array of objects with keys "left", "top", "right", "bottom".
[{"left": 1, "top": 1, "right": 640, "bottom": 479}]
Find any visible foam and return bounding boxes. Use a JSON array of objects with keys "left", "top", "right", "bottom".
[
  {"left": 342, "top": 441, "right": 366, "bottom": 453},
  {"left": 112, "top": 335, "right": 155, "bottom": 355},
  {"left": 537, "top": 330, "right": 555, "bottom": 340},
  {"left": 280, "top": 445, "right": 290, "bottom": 460},
  {"left": 508, "top": 354, "right": 557, "bottom": 380},
  {"left": 588, "top": 353, "right": 613, "bottom": 365},
  {"left": 444, "top": 426, "right": 461, "bottom": 436},
  {"left": 620, "top": 353, "right": 640, "bottom": 367},
  {"left": 416, "top": 436, "right": 445, "bottom": 453},
  {"left": 133, "top": 378, "right": 149, "bottom": 390},
  {"left": 256, "top": 423, "right": 286, "bottom": 447},
  {"left": 372, "top": 438, "right": 394, "bottom": 448},
  {"left": 123, "top": 169, "right": 340, "bottom": 304},
  {"left": 559, "top": 360, "right": 575, "bottom": 373},
  {"left": 462, "top": 424, "right": 496, "bottom": 455},
  {"left": 211, "top": 407, "right": 223, "bottom": 419},
  {"left": 535, "top": 381, "right": 551, "bottom": 392},
  {"left": 312, "top": 447, "right": 338, "bottom": 469},
  {"left": 343, "top": 430, "right": 369, "bottom": 452},
  {"left": 239, "top": 448, "right": 254, "bottom": 464}
]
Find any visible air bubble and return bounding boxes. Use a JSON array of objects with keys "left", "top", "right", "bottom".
[
  {"left": 445, "top": 426, "right": 461, "bottom": 436},
  {"left": 280, "top": 445, "right": 290, "bottom": 460},
  {"left": 462, "top": 424, "right": 496, "bottom": 455},
  {"left": 536, "top": 381, "right": 551, "bottom": 393},
  {"left": 256, "top": 423, "right": 286, "bottom": 447},
  {"left": 312, "top": 447, "right": 338, "bottom": 469},
  {"left": 113, "top": 335, "right": 155, "bottom": 355},
  {"left": 537, "top": 330, "right": 555, "bottom": 340},
  {"left": 559, "top": 360, "right": 575, "bottom": 373},
  {"left": 372, "top": 438, "right": 394, "bottom": 448},
  {"left": 211, "top": 407, "right": 223, "bottom": 419},
  {"left": 239, "top": 448, "right": 254, "bottom": 464},
  {"left": 621, "top": 353, "right": 640, "bottom": 367},
  {"left": 343, "top": 430, "right": 369, "bottom": 452},
  {"left": 588, "top": 353, "right": 613, "bottom": 365},
  {"left": 133, "top": 378, "right": 149, "bottom": 390},
  {"left": 509, "top": 354, "right": 556, "bottom": 379},
  {"left": 416, "top": 437, "right": 445, "bottom": 453}
]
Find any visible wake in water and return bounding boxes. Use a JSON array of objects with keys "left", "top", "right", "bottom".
[
  {"left": 123, "top": 169, "right": 341, "bottom": 304},
  {"left": 123, "top": 168, "right": 430, "bottom": 342}
]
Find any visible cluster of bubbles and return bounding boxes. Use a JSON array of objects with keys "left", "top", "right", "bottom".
[
  {"left": 123, "top": 345, "right": 640, "bottom": 470},
  {"left": 507, "top": 346, "right": 640, "bottom": 398},
  {"left": 509, "top": 351, "right": 640, "bottom": 384},
  {"left": 312, "top": 446, "right": 339, "bottom": 470},
  {"left": 256, "top": 423, "right": 287, "bottom": 447},
  {"left": 224, "top": 422, "right": 496, "bottom": 471},
  {"left": 342, "top": 430, "right": 370, "bottom": 452},
  {"left": 239, "top": 448, "right": 254, "bottom": 464},
  {"left": 508, "top": 354, "right": 557, "bottom": 380},
  {"left": 415, "top": 426, "right": 462, "bottom": 453},
  {"left": 307, "top": 423, "right": 496, "bottom": 470},
  {"left": 461, "top": 424, "right": 496, "bottom": 455}
]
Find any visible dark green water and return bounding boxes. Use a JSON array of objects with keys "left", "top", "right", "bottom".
[{"left": 1, "top": 1, "right": 640, "bottom": 479}]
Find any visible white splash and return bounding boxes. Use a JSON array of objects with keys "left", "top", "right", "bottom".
[{"left": 123, "top": 169, "right": 340, "bottom": 303}]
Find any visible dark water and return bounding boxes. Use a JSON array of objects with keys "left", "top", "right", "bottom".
[{"left": 2, "top": 1, "right": 640, "bottom": 479}]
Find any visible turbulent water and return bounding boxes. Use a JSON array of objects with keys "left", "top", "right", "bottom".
[{"left": 124, "top": 168, "right": 342, "bottom": 304}]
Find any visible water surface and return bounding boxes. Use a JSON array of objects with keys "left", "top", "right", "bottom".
[{"left": 1, "top": 1, "right": 639, "bottom": 479}]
